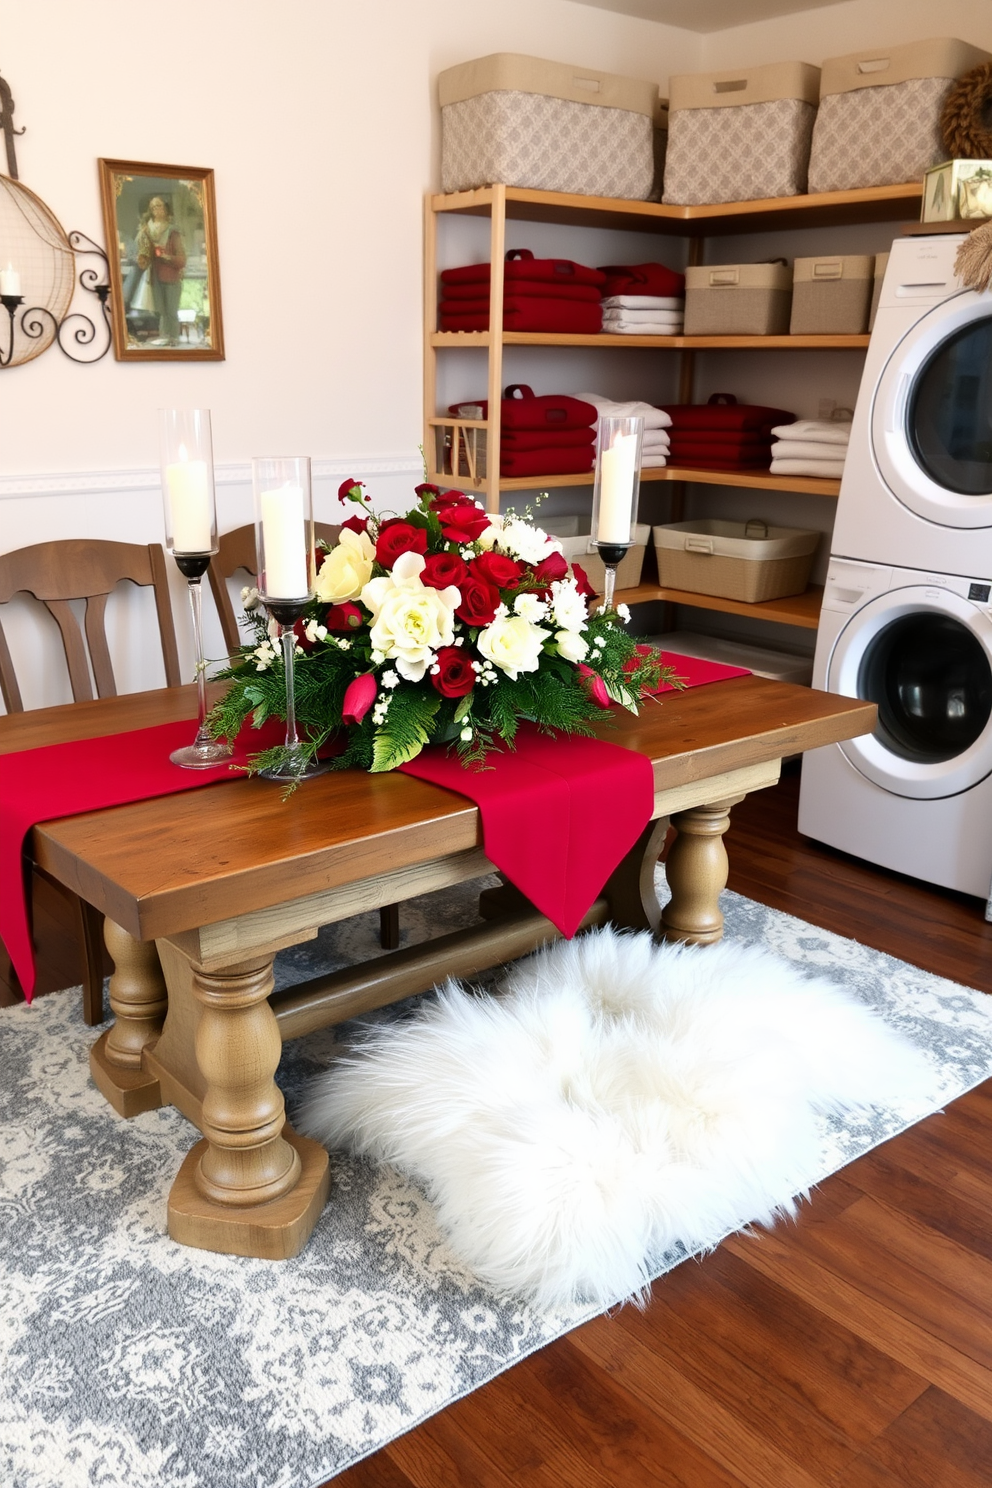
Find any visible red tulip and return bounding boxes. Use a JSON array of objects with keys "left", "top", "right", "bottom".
[
  {"left": 577, "top": 664, "right": 611, "bottom": 709},
  {"left": 342, "top": 672, "right": 377, "bottom": 725}
]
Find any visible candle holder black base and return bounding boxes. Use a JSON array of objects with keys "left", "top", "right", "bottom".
[
  {"left": 595, "top": 542, "right": 631, "bottom": 613},
  {"left": 260, "top": 593, "right": 330, "bottom": 782},
  {"left": 173, "top": 553, "right": 212, "bottom": 581}
]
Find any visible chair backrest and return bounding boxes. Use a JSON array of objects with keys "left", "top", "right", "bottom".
[
  {"left": 208, "top": 521, "right": 340, "bottom": 655},
  {"left": 0, "top": 538, "right": 182, "bottom": 713}
]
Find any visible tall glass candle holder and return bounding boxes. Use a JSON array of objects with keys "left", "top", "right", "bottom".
[
  {"left": 590, "top": 415, "right": 644, "bottom": 612},
  {"left": 159, "top": 407, "right": 232, "bottom": 769},
  {"left": 251, "top": 455, "right": 326, "bottom": 781}
]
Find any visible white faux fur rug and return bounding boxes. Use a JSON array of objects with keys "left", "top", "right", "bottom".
[{"left": 298, "top": 927, "right": 934, "bottom": 1309}]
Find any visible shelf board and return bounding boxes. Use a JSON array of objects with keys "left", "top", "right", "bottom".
[
  {"left": 432, "top": 331, "right": 869, "bottom": 350},
  {"left": 628, "top": 584, "right": 824, "bottom": 629},
  {"left": 430, "top": 182, "right": 923, "bottom": 237},
  {"left": 427, "top": 467, "right": 840, "bottom": 497},
  {"left": 902, "top": 218, "right": 988, "bottom": 235}
]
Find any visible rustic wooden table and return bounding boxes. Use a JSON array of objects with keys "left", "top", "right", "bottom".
[{"left": 2, "top": 679, "right": 875, "bottom": 1261}]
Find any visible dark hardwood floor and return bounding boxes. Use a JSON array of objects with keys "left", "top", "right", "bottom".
[{"left": 8, "top": 767, "right": 992, "bottom": 1486}]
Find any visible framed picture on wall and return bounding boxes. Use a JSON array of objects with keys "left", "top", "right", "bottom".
[{"left": 98, "top": 159, "right": 225, "bottom": 361}]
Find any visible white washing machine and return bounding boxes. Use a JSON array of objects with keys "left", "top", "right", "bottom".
[
  {"left": 799, "top": 556, "right": 992, "bottom": 896},
  {"left": 832, "top": 233, "right": 992, "bottom": 575}
]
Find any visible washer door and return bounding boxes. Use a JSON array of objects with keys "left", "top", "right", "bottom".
[
  {"left": 872, "top": 291, "right": 992, "bottom": 528},
  {"left": 829, "top": 586, "right": 992, "bottom": 799}
]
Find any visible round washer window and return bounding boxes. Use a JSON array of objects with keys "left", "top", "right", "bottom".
[
  {"left": 858, "top": 613, "right": 992, "bottom": 763},
  {"left": 908, "top": 317, "right": 992, "bottom": 495}
]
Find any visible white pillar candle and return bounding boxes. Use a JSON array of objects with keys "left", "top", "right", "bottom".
[
  {"left": 166, "top": 454, "right": 212, "bottom": 552},
  {"left": 598, "top": 433, "right": 638, "bottom": 544},
  {"left": 261, "top": 484, "right": 308, "bottom": 597},
  {"left": 0, "top": 263, "right": 21, "bottom": 296}
]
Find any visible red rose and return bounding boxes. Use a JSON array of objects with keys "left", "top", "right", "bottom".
[
  {"left": 415, "top": 482, "right": 443, "bottom": 500},
  {"left": 455, "top": 575, "right": 500, "bottom": 627},
  {"left": 472, "top": 551, "right": 524, "bottom": 590},
  {"left": 532, "top": 550, "right": 568, "bottom": 585},
  {"left": 578, "top": 664, "right": 611, "bottom": 709},
  {"left": 325, "top": 602, "right": 364, "bottom": 631},
  {"left": 338, "top": 477, "right": 365, "bottom": 502},
  {"left": 375, "top": 521, "right": 429, "bottom": 568},
  {"left": 422, "top": 551, "right": 468, "bottom": 590},
  {"left": 431, "top": 645, "right": 476, "bottom": 699},
  {"left": 292, "top": 617, "right": 317, "bottom": 653},
  {"left": 342, "top": 672, "right": 377, "bottom": 726},
  {"left": 438, "top": 504, "right": 491, "bottom": 543},
  {"left": 340, "top": 514, "right": 368, "bottom": 535},
  {"left": 314, "top": 547, "right": 327, "bottom": 573},
  {"left": 570, "top": 562, "right": 597, "bottom": 599},
  {"left": 429, "top": 488, "right": 472, "bottom": 510}
]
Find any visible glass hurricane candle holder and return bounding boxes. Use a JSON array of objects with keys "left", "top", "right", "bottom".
[
  {"left": 251, "top": 455, "right": 327, "bottom": 781},
  {"left": 591, "top": 414, "right": 644, "bottom": 612},
  {"left": 159, "top": 407, "right": 232, "bottom": 769}
]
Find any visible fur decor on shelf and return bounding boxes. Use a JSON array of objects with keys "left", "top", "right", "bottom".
[
  {"left": 955, "top": 219, "right": 992, "bottom": 291},
  {"left": 941, "top": 60, "right": 992, "bottom": 160},
  {"left": 298, "top": 926, "right": 933, "bottom": 1309}
]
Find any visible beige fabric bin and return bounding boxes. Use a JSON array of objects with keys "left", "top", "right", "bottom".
[
  {"left": 684, "top": 261, "right": 793, "bottom": 336},
  {"left": 439, "top": 53, "right": 660, "bottom": 200},
  {"left": 546, "top": 516, "right": 650, "bottom": 591},
  {"left": 808, "top": 38, "right": 991, "bottom": 194},
  {"left": 868, "top": 251, "right": 889, "bottom": 332},
  {"left": 663, "top": 61, "right": 820, "bottom": 205},
  {"left": 653, "top": 519, "right": 819, "bottom": 603},
  {"left": 790, "top": 254, "right": 874, "bottom": 335}
]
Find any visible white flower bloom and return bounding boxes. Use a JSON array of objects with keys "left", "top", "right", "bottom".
[
  {"left": 513, "top": 592, "right": 548, "bottom": 623},
  {"left": 252, "top": 641, "right": 276, "bottom": 671},
  {"left": 371, "top": 649, "right": 385, "bottom": 664},
  {"left": 497, "top": 518, "right": 559, "bottom": 567},
  {"left": 382, "top": 670, "right": 400, "bottom": 689},
  {"left": 361, "top": 551, "right": 459, "bottom": 683},
  {"left": 616, "top": 603, "right": 631, "bottom": 623},
  {"left": 550, "top": 577, "right": 588, "bottom": 633},
  {"left": 460, "top": 726, "right": 473, "bottom": 742},
  {"left": 476, "top": 614, "right": 548, "bottom": 680},
  {"left": 303, "top": 619, "right": 325, "bottom": 644},
  {"left": 314, "top": 527, "right": 375, "bottom": 604},
  {"left": 555, "top": 628, "right": 589, "bottom": 663},
  {"left": 240, "top": 586, "right": 260, "bottom": 610},
  {"left": 475, "top": 516, "right": 503, "bottom": 551},
  {"left": 337, "top": 637, "right": 352, "bottom": 651}
]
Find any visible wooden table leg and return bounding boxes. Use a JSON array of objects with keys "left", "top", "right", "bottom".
[
  {"left": 89, "top": 919, "right": 166, "bottom": 1118},
  {"left": 167, "top": 951, "right": 330, "bottom": 1260},
  {"left": 604, "top": 818, "right": 671, "bottom": 934},
  {"left": 660, "top": 794, "right": 745, "bottom": 945}
]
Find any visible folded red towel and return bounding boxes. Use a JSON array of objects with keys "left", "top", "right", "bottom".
[
  {"left": 450, "top": 386, "right": 597, "bottom": 432},
  {"left": 500, "top": 427, "right": 597, "bottom": 450},
  {"left": 668, "top": 438, "right": 773, "bottom": 460},
  {"left": 599, "top": 262, "right": 686, "bottom": 298},
  {"left": 500, "top": 445, "right": 596, "bottom": 478},
  {"left": 440, "top": 298, "right": 603, "bottom": 334},
  {"left": 660, "top": 394, "right": 795, "bottom": 432},
  {"left": 441, "top": 279, "right": 603, "bottom": 303},
  {"left": 442, "top": 248, "right": 605, "bottom": 290},
  {"left": 667, "top": 455, "right": 772, "bottom": 471},
  {"left": 665, "top": 429, "right": 773, "bottom": 448}
]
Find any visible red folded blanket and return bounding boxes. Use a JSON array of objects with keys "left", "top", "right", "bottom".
[
  {"left": 660, "top": 394, "right": 795, "bottom": 432},
  {"left": 440, "top": 299, "right": 603, "bottom": 334},
  {"left": 500, "top": 427, "right": 596, "bottom": 450},
  {"left": 665, "top": 428, "right": 773, "bottom": 447},
  {"left": 500, "top": 446, "right": 596, "bottom": 478},
  {"left": 451, "top": 386, "right": 597, "bottom": 432},
  {"left": 667, "top": 456, "right": 772, "bottom": 471},
  {"left": 442, "top": 248, "right": 605, "bottom": 290},
  {"left": 599, "top": 262, "right": 686, "bottom": 298},
  {"left": 668, "top": 439, "right": 773, "bottom": 461},
  {"left": 442, "top": 280, "right": 602, "bottom": 303}
]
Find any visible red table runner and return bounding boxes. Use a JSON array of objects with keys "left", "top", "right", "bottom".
[{"left": 0, "top": 654, "right": 749, "bottom": 1001}]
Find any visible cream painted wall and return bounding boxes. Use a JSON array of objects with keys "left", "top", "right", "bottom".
[{"left": 699, "top": 0, "right": 992, "bottom": 66}]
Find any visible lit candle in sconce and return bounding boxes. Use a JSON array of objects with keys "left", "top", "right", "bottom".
[
  {"left": 165, "top": 443, "right": 212, "bottom": 552},
  {"left": 597, "top": 431, "right": 638, "bottom": 545},
  {"left": 261, "top": 482, "right": 308, "bottom": 598},
  {"left": 0, "top": 263, "right": 21, "bottom": 297}
]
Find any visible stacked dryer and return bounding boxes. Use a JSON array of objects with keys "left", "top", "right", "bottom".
[{"left": 799, "top": 234, "right": 992, "bottom": 897}]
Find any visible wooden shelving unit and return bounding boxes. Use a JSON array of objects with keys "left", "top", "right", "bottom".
[
  {"left": 431, "top": 331, "right": 871, "bottom": 350},
  {"left": 619, "top": 583, "right": 824, "bottom": 629},
  {"left": 484, "top": 465, "right": 841, "bottom": 497}
]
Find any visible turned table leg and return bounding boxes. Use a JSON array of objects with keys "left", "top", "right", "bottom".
[
  {"left": 604, "top": 818, "right": 671, "bottom": 934},
  {"left": 167, "top": 951, "right": 330, "bottom": 1260},
  {"left": 660, "top": 795, "right": 744, "bottom": 945},
  {"left": 89, "top": 919, "right": 166, "bottom": 1117}
]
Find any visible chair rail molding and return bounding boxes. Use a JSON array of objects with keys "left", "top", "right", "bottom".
[{"left": 0, "top": 455, "right": 424, "bottom": 503}]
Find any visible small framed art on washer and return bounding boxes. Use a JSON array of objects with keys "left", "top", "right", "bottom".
[{"left": 98, "top": 158, "right": 225, "bottom": 361}]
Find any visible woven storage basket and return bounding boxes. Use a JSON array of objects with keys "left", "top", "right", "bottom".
[
  {"left": 663, "top": 61, "right": 820, "bottom": 205},
  {"left": 684, "top": 261, "right": 792, "bottom": 336},
  {"left": 868, "top": 251, "right": 889, "bottom": 332},
  {"left": 790, "top": 254, "right": 874, "bottom": 335},
  {"left": 546, "top": 516, "right": 650, "bottom": 591},
  {"left": 439, "top": 53, "right": 660, "bottom": 200},
  {"left": 808, "top": 38, "right": 990, "bottom": 194},
  {"left": 653, "top": 518, "right": 819, "bottom": 603}
]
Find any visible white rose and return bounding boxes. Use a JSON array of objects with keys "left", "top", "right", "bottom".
[
  {"left": 476, "top": 614, "right": 548, "bottom": 680},
  {"left": 476, "top": 517, "right": 503, "bottom": 551},
  {"left": 362, "top": 551, "right": 459, "bottom": 682},
  {"left": 497, "top": 518, "right": 560, "bottom": 567},
  {"left": 314, "top": 527, "right": 375, "bottom": 603},
  {"left": 513, "top": 592, "right": 548, "bottom": 623},
  {"left": 555, "top": 628, "right": 589, "bottom": 664},
  {"left": 550, "top": 576, "right": 588, "bottom": 633}
]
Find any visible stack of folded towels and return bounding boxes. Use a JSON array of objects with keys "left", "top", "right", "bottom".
[
  {"left": 439, "top": 250, "right": 604, "bottom": 334},
  {"left": 449, "top": 386, "right": 598, "bottom": 480},
  {"left": 769, "top": 416, "right": 852, "bottom": 479},
  {"left": 659, "top": 395, "right": 795, "bottom": 472},
  {"left": 598, "top": 262, "right": 686, "bottom": 336},
  {"left": 576, "top": 393, "right": 672, "bottom": 468}
]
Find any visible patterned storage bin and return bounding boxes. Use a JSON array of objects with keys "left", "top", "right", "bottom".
[
  {"left": 662, "top": 61, "right": 820, "bottom": 205},
  {"left": 807, "top": 37, "right": 991, "bottom": 194},
  {"left": 789, "top": 254, "right": 874, "bottom": 335},
  {"left": 684, "top": 261, "right": 793, "bottom": 336},
  {"left": 438, "top": 53, "right": 660, "bottom": 201}
]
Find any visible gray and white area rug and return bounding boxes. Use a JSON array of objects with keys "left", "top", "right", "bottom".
[{"left": 3, "top": 876, "right": 992, "bottom": 1488}]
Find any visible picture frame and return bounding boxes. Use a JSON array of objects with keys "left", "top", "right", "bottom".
[{"left": 98, "top": 158, "right": 225, "bottom": 361}]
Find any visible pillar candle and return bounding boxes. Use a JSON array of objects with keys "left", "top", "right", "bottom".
[
  {"left": 0, "top": 264, "right": 21, "bottom": 297},
  {"left": 261, "top": 484, "right": 308, "bottom": 598},
  {"left": 166, "top": 456, "right": 212, "bottom": 551},
  {"left": 597, "top": 433, "right": 638, "bottom": 544}
]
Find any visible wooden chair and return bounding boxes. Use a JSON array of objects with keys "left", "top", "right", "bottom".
[
  {"left": 208, "top": 523, "right": 401, "bottom": 951},
  {"left": 0, "top": 538, "right": 182, "bottom": 1025}
]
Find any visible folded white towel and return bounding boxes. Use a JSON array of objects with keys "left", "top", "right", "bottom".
[
  {"left": 575, "top": 394, "right": 672, "bottom": 429},
  {"left": 603, "top": 311, "right": 684, "bottom": 326},
  {"left": 770, "top": 418, "right": 851, "bottom": 446},
  {"left": 602, "top": 295, "right": 685, "bottom": 311},
  {"left": 770, "top": 457, "right": 846, "bottom": 478},
  {"left": 603, "top": 320, "right": 684, "bottom": 336},
  {"left": 640, "top": 454, "right": 668, "bottom": 468},
  {"left": 642, "top": 433, "right": 671, "bottom": 452},
  {"left": 770, "top": 440, "right": 848, "bottom": 462}
]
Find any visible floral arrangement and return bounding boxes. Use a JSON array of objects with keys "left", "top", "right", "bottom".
[{"left": 210, "top": 480, "right": 678, "bottom": 774}]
